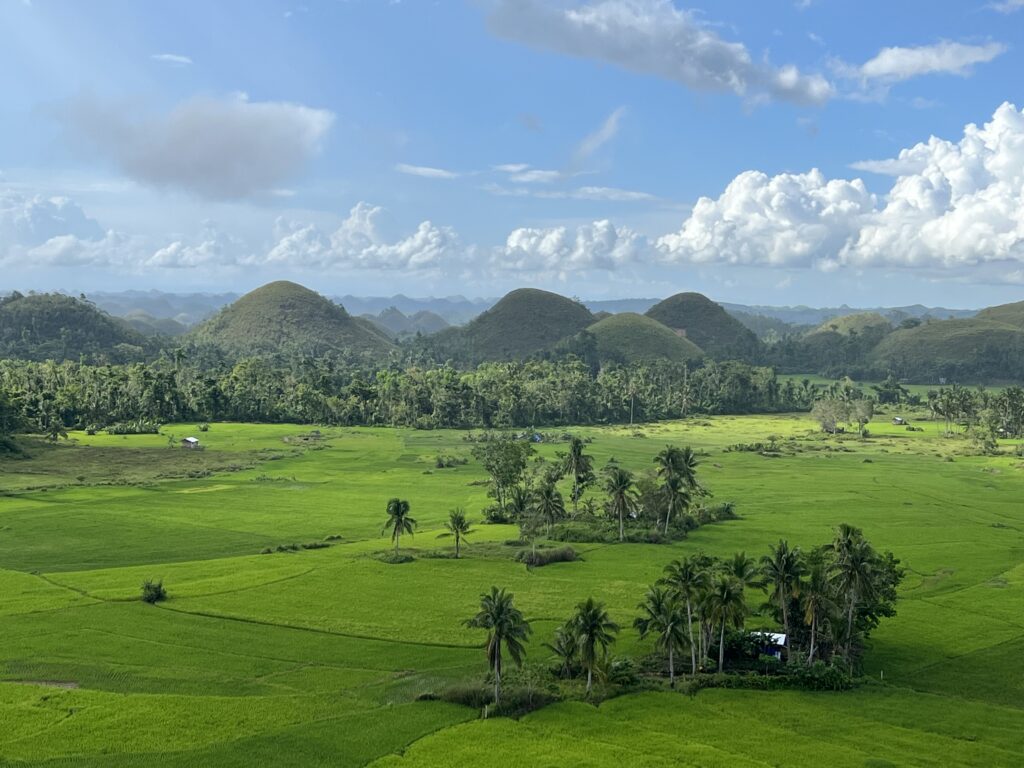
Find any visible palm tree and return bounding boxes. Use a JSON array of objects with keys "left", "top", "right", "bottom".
[
  {"left": 654, "top": 444, "right": 698, "bottom": 489},
  {"left": 760, "top": 540, "right": 805, "bottom": 658},
  {"left": 603, "top": 464, "right": 638, "bottom": 542},
  {"left": 464, "top": 586, "right": 532, "bottom": 703},
  {"left": 543, "top": 620, "right": 579, "bottom": 678},
  {"left": 634, "top": 586, "right": 688, "bottom": 687},
  {"left": 801, "top": 554, "right": 838, "bottom": 663},
  {"left": 703, "top": 574, "right": 747, "bottom": 672},
  {"left": 562, "top": 437, "right": 594, "bottom": 516},
  {"left": 725, "top": 551, "right": 762, "bottom": 593},
  {"left": 439, "top": 507, "right": 473, "bottom": 558},
  {"left": 382, "top": 498, "right": 416, "bottom": 555},
  {"left": 661, "top": 556, "right": 709, "bottom": 674},
  {"left": 829, "top": 524, "right": 876, "bottom": 659},
  {"left": 571, "top": 597, "right": 620, "bottom": 695},
  {"left": 660, "top": 474, "right": 691, "bottom": 535},
  {"left": 532, "top": 482, "right": 566, "bottom": 534}
]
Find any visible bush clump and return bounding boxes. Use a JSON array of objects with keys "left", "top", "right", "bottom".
[
  {"left": 140, "top": 579, "right": 167, "bottom": 604},
  {"left": 376, "top": 552, "right": 414, "bottom": 564},
  {"left": 516, "top": 546, "right": 578, "bottom": 567}
]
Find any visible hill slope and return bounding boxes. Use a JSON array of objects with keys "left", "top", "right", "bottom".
[
  {"left": 430, "top": 288, "right": 594, "bottom": 362},
  {"left": 0, "top": 292, "right": 151, "bottom": 362},
  {"left": 588, "top": 313, "right": 704, "bottom": 364},
  {"left": 810, "top": 312, "right": 891, "bottom": 337},
  {"left": 645, "top": 292, "right": 761, "bottom": 360},
  {"left": 364, "top": 307, "right": 451, "bottom": 338},
  {"left": 869, "top": 318, "right": 1024, "bottom": 381},
  {"left": 189, "top": 281, "right": 394, "bottom": 358},
  {"left": 974, "top": 299, "right": 1024, "bottom": 329}
]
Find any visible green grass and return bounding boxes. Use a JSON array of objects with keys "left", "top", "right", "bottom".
[{"left": 1, "top": 415, "right": 1022, "bottom": 765}]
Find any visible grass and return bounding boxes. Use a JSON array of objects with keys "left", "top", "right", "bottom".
[{"left": 1, "top": 413, "right": 1022, "bottom": 765}]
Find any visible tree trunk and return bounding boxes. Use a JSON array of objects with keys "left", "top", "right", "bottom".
[
  {"left": 668, "top": 643, "right": 675, "bottom": 688},
  {"left": 455, "top": 535, "right": 460, "bottom": 559},
  {"left": 845, "top": 594, "right": 856, "bottom": 659},
  {"left": 718, "top": 624, "right": 725, "bottom": 672},
  {"left": 494, "top": 655, "right": 501, "bottom": 703},
  {"left": 394, "top": 532, "right": 399, "bottom": 555},
  {"left": 781, "top": 599, "right": 789, "bottom": 660},
  {"left": 808, "top": 613, "right": 817, "bottom": 664},
  {"left": 618, "top": 507, "right": 624, "bottom": 542},
  {"left": 686, "top": 600, "right": 696, "bottom": 674},
  {"left": 586, "top": 666, "right": 593, "bottom": 695}
]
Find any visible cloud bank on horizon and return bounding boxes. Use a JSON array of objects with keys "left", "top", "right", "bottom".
[{"left": 0, "top": 0, "right": 1022, "bottom": 304}]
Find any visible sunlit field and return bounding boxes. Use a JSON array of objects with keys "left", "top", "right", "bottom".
[{"left": 1, "top": 414, "right": 1022, "bottom": 766}]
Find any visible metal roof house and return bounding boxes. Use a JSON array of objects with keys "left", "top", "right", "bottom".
[
  {"left": 181, "top": 437, "right": 201, "bottom": 449},
  {"left": 751, "top": 631, "right": 787, "bottom": 659}
]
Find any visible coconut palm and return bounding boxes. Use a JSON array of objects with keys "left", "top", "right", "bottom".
[
  {"left": 571, "top": 597, "right": 620, "bottom": 695},
  {"left": 725, "top": 551, "right": 762, "bottom": 593},
  {"left": 464, "top": 586, "right": 532, "bottom": 703},
  {"left": 661, "top": 555, "right": 709, "bottom": 674},
  {"left": 760, "top": 539, "right": 805, "bottom": 657},
  {"left": 654, "top": 444, "right": 698, "bottom": 489},
  {"left": 381, "top": 497, "right": 416, "bottom": 555},
  {"left": 603, "top": 464, "right": 638, "bottom": 542},
  {"left": 830, "top": 524, "right": 877, "bottom": 658},
  {"left": 801, "top": 554, "right": 839, "bottom": 663},
  {"left": 543, "top": 620, "right": 579, "bottom": 678},
  {"left": 532, "top": 482, "right": 566, "bottom": 534},
  {"left": 562, "top": 437, "right": 594, "bottom": 516},
  {"left": 703, "top": 574, "right": 747, "bottom": 672},
  {"left": 633, "top": 586, "right": 688, "bottom": 687},
  {"left": 438, "top": 507, "right": 473, "bottom": 558},
  {"left": 660, "top": 473, "right": 691, "bottom": 534}
]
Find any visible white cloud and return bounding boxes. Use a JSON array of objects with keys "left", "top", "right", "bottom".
[
  {"left": 493, "top": 163, "right": 530, "bottom": 173},
  {"left": 509, "top": 169, "right": 562, "bottom": 183},
  {"left": 660, "top": 102, "right": 1024, "bottom": 272},
  {"left": 858, "top": 41, "right": 1006, "bottom": 83},
  {"left": 146, "top": 222, "right": 251, "bottom": 268},
  {"left": 264, "top": 202, "right": 462, "bottom": 271},
  {"left": 0, "top": 189, "right": 104, "bottom": 251},
  {"left": 537, "top": 185, "right": 658, "bottom": 202},
  {"left": 488, "top": 0, "right": 834, "bottom": 105},
  {"left": 573, "top": 106, "right": 625, "bottom": 168},
  {"left": 394, "top": 163, "right": 460, "bottom": 179},
  {"left": 57, "top": 93, "right": 333, "bottom": 199},
  {"left": 498, "top": 219, "right": 645, "bottom": 272},
  {"left": 989, "top": 0, "right": 1024, "bottom": 13},
  {"left": 151, "top": 53, "right": 192, "bottom": 66}
]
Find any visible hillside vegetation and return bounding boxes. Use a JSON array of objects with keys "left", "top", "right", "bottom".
[
  {"left": 975, "top": 299, "right": 1024, "bottom": 329},
  {"left": 587, "top": 312, "right": 704, "bottom": 364},
  {"left": 809, "top": 312, "right": 891, "bottom": 336},
  {"left": 0, "top": 292, "right": 151, "bottom": 362},
  {"left": 188, "top": 281, "right": 394, "bottom": 359},
  {"left": 646, "top": 292, "right": 761, "bottom": 361}
]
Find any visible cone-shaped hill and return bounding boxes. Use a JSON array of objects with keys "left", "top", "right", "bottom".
[
  {"left": 588, "top": 313, "right": 704, "bottom": 364},
  {"left": 645, "top": 292, "right": 760, "bottom": 360},
  {"left": 431, "top": 288, "right": 595, "bottom": 362},
  {"left": 975, "top": 299, "right": 1024, "bottom": 329},
  {"left": 189, "top": 281, "right": 394, "bottom": 358},
  {"left": 809, "top": 312, "right": 892, "bottom": 337}
]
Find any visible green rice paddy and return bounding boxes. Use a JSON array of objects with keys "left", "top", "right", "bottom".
[{"left": 1, "top": 414, "right": 1022, "bottom": 766}]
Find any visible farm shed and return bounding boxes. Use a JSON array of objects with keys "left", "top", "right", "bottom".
[{"left": 181, "top": 437, "right": 201, "bottom": 449}]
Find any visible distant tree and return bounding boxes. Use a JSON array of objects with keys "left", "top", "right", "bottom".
[
  {"left": 633, "top": 586, "right": 688, "bottom": 687},
  {"left": 382, "top": 497, "right": 416, "bottom": 555},
  {"left": 439, "top": 507, "right": 473, "bottom": 558},
  {"left": 801, "top": 551, "right": 838, "bottom": 663},
  {"left": 464, "top": 586, "right": 532, "bottom": 703},
  {"left": 544, "top": 620, "right": 579, "bottom": 679},
  {"left": 570, "top": 597, "right": 620, "bottom": 695},
  {"left": 703, "top": 574, "right": 746, "bottom": 672},
  {"left": 603, "top": 463, "right": 639, "bottom": 542},
  {"left": 531, "top": 482, "right": 566, "bottom": 534},
  {"left": 661, "top": 556, "right": 710, "bottom": 674},
  {"left": 724, "top": 551, "right": 762, "bottom": 593},
  {"left": 560, "top": 437, "right": 595, "bottom": 516},
  {"left": 140, "top": 579, "right": 167, "bottom": 604},
  {"left": 471, "top": 437, "right": 534, "bottom": 518},
  {"left": 829, "top": 524, "right": 876, "bottom": 659}
]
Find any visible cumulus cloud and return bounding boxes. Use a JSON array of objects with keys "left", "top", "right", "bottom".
[
  {"left": 0, "top": 189, "right": 104, "bottom": 250},
  {"left": 497, "top": 220, "right": 645, "bottom": 272},
  {"left": 57, "top": 93, "right": 333, "bottom": 199},
  {"left": 857, "top": 41, "right": 1006, "bottom": 83},
  {"left": 487, "top": 0, "right": 834, "bottom": 105},
  {"left": 264, "top": 202, "right": 462, "bottom": 271},
  {"left": 395, "top": 163, "right": 460, "bottom": 179},
  {"left": 659, "top": 102, "right": 1024, "bottom": 273},
  {"left": 147, "top": 222, "right": 251, "bottom": 268}
]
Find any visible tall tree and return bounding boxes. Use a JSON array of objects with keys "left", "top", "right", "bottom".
[
  {"left": 464, "top": 586, "right": 532, "bottom": 703},
  {"left": 381, "top": 497, "right": 416, "bottom": 555},
  {"left": 703, "top": 574, "right": 746, "bottom": 672},
  {"left": 603, "top": 464, "right": 638, "bottom": 542},
  {"left": 633, "top": 586, "right": 688, "bottom": 687},
  {"left": 829, "top": 524, "right": 877, "bottom": 660},
  {"left": 661, "top": 556, "right": 709, "bottom": 674},
  {"left": 531, "top": 482, "right": 566, "bottom": 534},
  {"left": 561, "top": 436, "right": 595, "bottom": 516},
  {"left": 571, "top": 597, "right": 620, "bottom": 695},
  {"left": 801, "top": 552, "right": 838, "bottom": 663},
  {"left": 760, "top": 540, "right": 805, "bottom": 658},
  {"left": 439, "top": 507, "right": 473, "bottom": 558}
]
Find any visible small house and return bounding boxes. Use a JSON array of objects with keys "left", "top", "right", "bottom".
[
  {"left": 181, "top": 437, "right": 201, "bottom": 450},
  {"left": 892, "top": 416, "right": 908, "bottom": 426},
  {"left": 752, "top": 631, "right": 787, "bottom": 660}
]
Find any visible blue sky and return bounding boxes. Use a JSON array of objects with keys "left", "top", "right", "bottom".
[{"left": 2, "top": 0, "right": 1024, "bottom": 306}]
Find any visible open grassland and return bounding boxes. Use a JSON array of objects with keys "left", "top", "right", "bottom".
[{"left": 1, "top": 415, "right": 1022, "bottom": 766}]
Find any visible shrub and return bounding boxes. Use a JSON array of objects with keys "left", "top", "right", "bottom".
[
  {"left": 376, "top": 552, "right": 414, "bottom": 564},
  {"left": 197, "top": 423, "right": 210, "bottom": 432},
  {"left": 434, "top": 453, "right": 468, "bottom": 469},
  {"left": 105, "top": 420, "right": 161, "bottom": 435},
  {"left": 324, "top": 534, "right": 343, "bottom": 542},
  {"left": 300, "top": 541, "right": 330, "bottom": 550},
  {"left": 515, "top": 546, "right": 578, "bottom": 567},
  {"left": 140, "top": 579, "right": 167, "bottom": 604}
]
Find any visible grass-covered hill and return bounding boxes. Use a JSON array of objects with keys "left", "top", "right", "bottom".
[
  {"left": 810, "top": 312, "right": 892, "bottom": 337},
  {"left": 188, "top": 281, "right": 395, "bottom": 359},
  {"left": 587, "top": 312, "right": 704, "bottom": 365},
  {"left": 427, "top": 288, "right": 595, "bottom": 363},
  {"left": 122, "top": 311, "right": 189, "bottom": 337},
  {"left": 365, "top": 307, "right": 451, "bottom": 339},
  {"left": 645, "top": 292, "right": 761, "bottom": 360},
  {"left": 0, "top": 292, "right": 151, "bottom": 362},
  {"left": 974, "top": 299, "right": 1024, "bottom": 329},
  {"left": 868, "top": 317, "right": 1024, "bottom": 381}
]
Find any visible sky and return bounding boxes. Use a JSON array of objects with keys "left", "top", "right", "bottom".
[{"left": 2, "top": 0, "right": 1024, "bottom": 307}]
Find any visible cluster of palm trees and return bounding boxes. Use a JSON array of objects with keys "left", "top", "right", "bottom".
[
  {"left": 383, "top": 499, "right": 476, "bottom": 559},
  {"left": 464, "top": 525, "right": 900, "bottom": 702}
]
